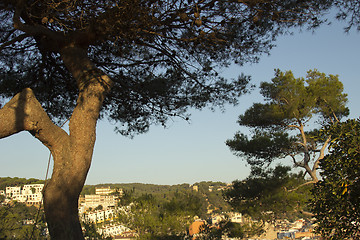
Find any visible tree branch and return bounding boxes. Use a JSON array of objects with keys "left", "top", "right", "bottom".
[
  {"left": 312, "top": 135, "right": 331, "bottom": 172},
  {"left": 60, "top": 46, "right": 112, "bottom": 169},
  {"left": 287, "top": 124, "right": 301, "bottom": 130},
  {"left": 290, "top": 154, "right": 305, "bottom": 168},
  {"left": 12, "top": 3, "right": 65, "bottom": 51},
  {"left": 0, "top": 88, "right": 69, "bottom": 153},
  {"left": 288, "top": 180, "right": 316, "bottom": 192},
  {"left": 0, "top": 33, "right": 29, "bottom": 52}
]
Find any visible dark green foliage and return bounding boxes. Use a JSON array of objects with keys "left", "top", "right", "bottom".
[
  {"left": 81, "top": 181, "right": 229, "bottom": 239},
  {"left": 224, "top": 166, "right": 312, "bottom": 222},
  {"left": 226, "top": 69, "right": 349, "bottom": 181},
  {"left": 163, "top": 192, "right": 202, "bottom": 216},
  {"left": 0, "top": 202, "right": 47, "bottom": 239},
  {"left": 1, "top": 0, "right": 350, "bottom": 135},
  {"left": 226, "top": 130, "right": 294, "bottom": 166},
  {"left": 311, "top": 118, "right": 360, "bottom": 239},
  {"left": 334, "top": 0, "right": 360, "bottom": 31},
  {"left": 82, "top": 183, "right": 189, "bottom": 197},
  {"left": 0, "top": 177, "right": 44, "bottom": 190},
  {"left": 117, "top": 192, "right": 201, "bottom": 239}
]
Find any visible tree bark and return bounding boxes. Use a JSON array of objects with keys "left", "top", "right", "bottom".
[
  {"left": 44, "top": 46, "right": 112, "bottom": 239},
  {"left": 0, "top": 45, "right": 112, "bottom": 239}
]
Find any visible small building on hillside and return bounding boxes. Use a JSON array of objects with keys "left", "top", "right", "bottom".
[
  {"left": 83, "top": 209, "right": 115, "bottom": 223},
  {"left": 98, "top": 224, "right": 131, "bottom": 238}
]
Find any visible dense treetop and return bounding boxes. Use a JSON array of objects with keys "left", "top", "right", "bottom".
[
  {"left": 1, "top": 0, "right": 349, "bottom": 135},
  {"left": 311, "top": 118, "right": 360, "bottom": 239},
  {"left": 224, "top": 165, "right": 312, "bottom": 222},
  {"left": 226, "top": 70, "right": 349, "bottom": 181}
]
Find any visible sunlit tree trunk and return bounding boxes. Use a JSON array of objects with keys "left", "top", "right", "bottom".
[{"left": 0, "top": 46, "right": 112, "bottom": 239}]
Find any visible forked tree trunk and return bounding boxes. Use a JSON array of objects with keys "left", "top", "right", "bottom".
[
  {"left": 0, "top": 45, "right": 112, "bottom": 239},
  {"left": 46, "top": 46, "right": 112, "bottom": 239}
]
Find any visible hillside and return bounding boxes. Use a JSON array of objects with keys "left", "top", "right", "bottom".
[
  {"left": 81, "top": 181, "right": 232, "bottom": 214},
  {"left": 1, "top": 177, "right": 231, "bottom": 214},
  {"left": 0, "top": 177, "right": 44, "bottom": 190}
]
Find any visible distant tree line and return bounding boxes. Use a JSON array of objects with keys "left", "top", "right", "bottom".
[
  {"left": 0, "top": 177, "right": 44, "bottom": 190},
  {"left": 81, "top": 181, "right": 231, "bottom": 213}
]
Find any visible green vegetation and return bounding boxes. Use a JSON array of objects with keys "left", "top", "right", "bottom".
[
  {"left": 0, "top": 0, "right": 358, "bottom": 238},
  {"left": 221, "top": 165, "right": 314, "bottom": 238},
  {"left": 197, "top": 220, "right": 247, "bottom": 240},
  {"left": 0, "top": 202, "right": 47, "bottom": 239},
  {"left": 226, "top": 69, "right": 349, "bottom": 182},
  {"left": 311, "top": 118, "right": 360, "bottom": 239},
  {"left": 224, "top": 166, "right": 312, "bottom": 223},
  {"left": 0, "top": 177, "right": 44, "bottom": 190},
  {"left": 117, "top": 192, "right": 196, "bottom": 239},
  {"left": 81, "top": 181, "right": 230, "bottom": 239},
  {"left": 82, "top": 181, "right": 231, "bottom": 215},
  {"left": 82, "top": 222, "right": 111, "bottom": 240},
  {"left": 1, "top": 178, "right": 232, "bottom": 239},
  {"left": 225, "top": 70, "right": 360, "bottom": 238}
]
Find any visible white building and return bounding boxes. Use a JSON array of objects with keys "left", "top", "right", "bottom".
[
  {"left": 211, "top": 212, "right": 243, "bottom": 225},
  {"left": 5, "top": 186, "right": 21, "bottom": 198},
  {"left": 95, "top": 186, "right": 115, "bottom": 195},
  {"left": 22, "top": 184, "right": 44, "bottom": 205},
  {"left": 82, "top": 194, "right": 118, "bottom": 209},
  {"left": 5, "top": 184, "right": 44, "bottom": 206},
  {"left": 83, "top": 209, "right": 115, "bottom": 223},
  {"left": 98, "top": 224, "right": 130, "bottom": 238},
  {"left": 229, "top": 212, "right": 243, "bottom": 223},
  {"left": 22, "top": 184, "right": 43, "bottom": 195}
]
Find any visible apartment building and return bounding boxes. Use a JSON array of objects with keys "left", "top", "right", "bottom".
[
  {"left": 83, "top": 209, "right": 115, "bottom": 223},
  {"left": 98, "top": 224, "right": 131, "bottom": 238},
  {"left": 80, "top": 186, "right": 122, "bottom": 211},
  {"left": 5, "top": 186, "right": 21, "bottom": 198},
  {"left": 95, "top": 186, "right": 115, "bottom": 195},
  {"left": 5, "top": 184, "right": 44, "bottom": 206},
  {"left": 82, "top": 194, "right": 117, "bottom": 209},
  {"left": 22, "top": 184, "right": 43, "bottom": 195}
]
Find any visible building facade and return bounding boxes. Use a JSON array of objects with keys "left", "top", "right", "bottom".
[{"left": 5, "top": 184, "right": 44, "bottom": 206}]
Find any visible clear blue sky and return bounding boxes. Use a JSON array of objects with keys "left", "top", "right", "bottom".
[{"left": 1, "top": 19, "right": 359, "bottom": 186}]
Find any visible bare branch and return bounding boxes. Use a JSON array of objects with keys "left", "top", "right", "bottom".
[
  {"left": 0, "top": 88, "right": 69, "bottom": 152},
  {"left": 312, "top": 135, "right": 331, "bottom": 172},
  {"left": 287, "top": 124, "right": 301, "bottom": 130},
  {"left": 288, "top": 180, "right": 316, "bottom": 192},
  {"left": 289, "top": 154, "right": 304, "bottom": 168}
]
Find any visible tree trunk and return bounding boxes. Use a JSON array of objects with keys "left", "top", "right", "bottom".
[
  {"left": 44, "top": 46, "right": 112, "bottom": 239},
  {"left": 43, "top": 150, "right": 90, "bottom": 240},
  {"left": 0, "top": 45, "right": 112, "bottom": 239}
]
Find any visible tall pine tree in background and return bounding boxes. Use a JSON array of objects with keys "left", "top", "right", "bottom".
[{"left": 226, "top": 69, "right": 349, "bottom": 183}]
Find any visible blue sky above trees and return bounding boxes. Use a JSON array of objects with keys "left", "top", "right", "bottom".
[{"left": 1, "top": 15, "right": 359, "bottom": 185}]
